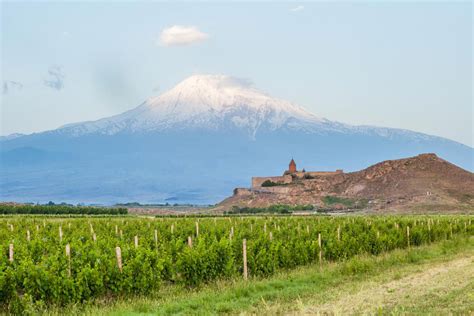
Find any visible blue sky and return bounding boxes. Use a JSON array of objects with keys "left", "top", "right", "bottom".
[{"left": 1, "top": 1, "right": 472, "bottom": 146}]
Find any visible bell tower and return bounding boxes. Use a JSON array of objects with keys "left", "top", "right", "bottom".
[{"left": 288, "top": 158, "right": 297, "bottom": 173}]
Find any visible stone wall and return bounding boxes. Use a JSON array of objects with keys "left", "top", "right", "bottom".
[
  {"left": 254, "top": 186, "right": 291, "bottom": 194},
  {"left": 294, "top": 170, "right": 343, "bottom": 178},
  {"left": 251, "top": 175, "right": 293, "bottom": 188},
  {"left": 233, "top": 188, "right": 252, "bottom": 196}
]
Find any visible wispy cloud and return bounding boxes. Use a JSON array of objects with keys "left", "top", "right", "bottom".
[
  {"left": 44, "top": 66, "right": 65, "bottom": 91},
  {"left": 91, "top": 62, "right": 138, "bottom": 111},
  {"left": 159, "top": 25, "right": 209, "bottom": 47},
  {"left": 290, "top": 5, "right": 304, "bottom": 12},
  {"left": 2, "top": 80, "right": 23, "bottom": 95}
]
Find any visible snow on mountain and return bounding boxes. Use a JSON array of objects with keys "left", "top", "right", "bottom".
[
  {"left": 50, "top": 74, "right": 446, "bottom": 143},
  {"left": 55, "top": 74, "right": 336, "bottom": 138}
]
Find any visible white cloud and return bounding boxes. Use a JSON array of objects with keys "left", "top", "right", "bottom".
[
  {"left": 159, "top": 25, "right": 209, "bottom": 47},
  {"left": 290, "top": 5, "right": 304, "bottom": 12}
]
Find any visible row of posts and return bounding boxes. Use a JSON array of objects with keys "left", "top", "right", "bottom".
[
  {"left": 6, "top": 232, "right": 324, "bottom": 281},
  {"left": 6, "top": 218, "right": 471, "bottom": 278}
]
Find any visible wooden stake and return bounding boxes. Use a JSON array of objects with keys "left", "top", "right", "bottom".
[
  {"left": 195, "top": 221, "right": 199, "bottom": 237},
  {"left": 65, "top": 244, "right": 71, "bottom": 277},
  {"left": 115, "top": 247, "right": 122, "bottom": 272},
  {"left": 318, "top": 233, "right": 322, "bottom": 268},
  {"left": 269, "top": 231, "right": 273, "bottom": 241},
  {"left": 59, "top": 226, "right": 63, "bottom": 242},
  {"left": 407, "top": 226, "right": 410, "bottom": 249},
  {"left": 26, "top": 230, "right": 30, "bottom": 242},
  {"left": 134, "top": 235, "right": 138, "bottom": 248},
  {"left": 337, "top": 225, "right": 341, "bottom": 241},
  {"left": 243, "top": 239, "right": 248, "bottom": 280},
  {"left": 9, "top": 244, "right": 14, "bottom": 262},
  {"left": 93, "top": 233, "right": 97, "bottom": 242},
  {"left": 115, "top": 225, "right": 118, "bottom": 235},
  {"left": 154, "top": 229, "right": 158, "bottom": 248},
  {"left": 188, "top": 236, "right": 193, "bottom": 248}
]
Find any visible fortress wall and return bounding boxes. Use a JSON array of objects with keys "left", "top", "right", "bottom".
[
  {"left": 251, "top": 175, "right": 292, "bottom": 188},
  {"left": 295, "top": 170, "right": 343, "bottom": 178},
  {"left": 254, "top": 187, "right": 291, "bottom": 194},
  {"left": 233, "top": 188, "right": 252, "bottom": 196}
]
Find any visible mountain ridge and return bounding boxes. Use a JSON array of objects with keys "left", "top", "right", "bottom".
[
  {"left": 3, "top": 74, "right": 466, "bottom": 145},
  {"left": 1, "top": 74, "right": 472, "bottom": 204}
]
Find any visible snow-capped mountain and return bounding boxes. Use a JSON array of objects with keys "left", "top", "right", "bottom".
[
  {"left": 1, "top": 74, "right": 472, "bottom": 204},
  {"left": 51, "top": 74, "right": 442, "bottom": 142},
  {"left": 57, "top": 74, "right": 329, "bottom": 138}
]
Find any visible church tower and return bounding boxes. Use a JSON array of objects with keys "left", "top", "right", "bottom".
[{"left": 289, "top": 158, "right": 297, "bottom": 173}]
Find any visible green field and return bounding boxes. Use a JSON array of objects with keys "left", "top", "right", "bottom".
[{"left": 0, "top": 214, "right": 472, "bottom": 314}]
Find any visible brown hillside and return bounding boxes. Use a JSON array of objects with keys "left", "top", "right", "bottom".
[{"left": 217, "top": 154, "right": 474, "bottom": 213}]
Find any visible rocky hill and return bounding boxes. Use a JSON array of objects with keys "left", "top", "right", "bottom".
[{"left": 218, "top": 154, "right": 474, "bottom": 213}]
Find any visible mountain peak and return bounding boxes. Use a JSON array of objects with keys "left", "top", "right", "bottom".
[
  {"left": 172, "top": 74, "right": 254, "bottom": 90},
  {"left": 52, "top": 73, "right": 327, "bottom": 137},
  {"left": 146, "top": 74, "right": 297, "bottom": 115},
  {"left": 134, "top": 73, "right": 323, "bottom": 135},
  {"left": 49, "top": 74, "right": 441, "bottom": 142},
  {"left": 147, "top": 74, "right": 263, "bottom": 110}
]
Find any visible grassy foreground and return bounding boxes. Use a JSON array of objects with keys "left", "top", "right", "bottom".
[{"left": 40, "top": 236, "right": 474, "bottom": 315}]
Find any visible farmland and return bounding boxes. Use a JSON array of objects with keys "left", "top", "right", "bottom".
[{"left": 0, "top": 214, "right": 473, "bottom": 314}]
